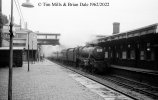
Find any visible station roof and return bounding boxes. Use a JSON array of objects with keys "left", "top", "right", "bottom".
[{"left": 98, "top": 23, "right": 158, "bottom": 42}]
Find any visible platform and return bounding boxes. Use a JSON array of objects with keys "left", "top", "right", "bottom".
[{"left": 0, "top": 60, "right": 104, "bottom": 100}]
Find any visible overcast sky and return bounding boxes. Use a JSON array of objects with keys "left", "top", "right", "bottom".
[{"left": 2, "top": 0, "right": 158, "bottom": 56}]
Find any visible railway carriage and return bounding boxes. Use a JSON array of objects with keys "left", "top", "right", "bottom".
[
  {"left": 60, "top": 49, "right": 68, "bottom": 63},
  {"left": 67, "top": 48, "right": 75, "bottom": 66}
]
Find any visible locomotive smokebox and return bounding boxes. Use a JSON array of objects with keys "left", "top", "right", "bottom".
[
  {"left": 113, "top": 22, "right": 120, "bottom": 34},
  {"left": 81, "top": 46, "right": 104, "bottom": 60}
]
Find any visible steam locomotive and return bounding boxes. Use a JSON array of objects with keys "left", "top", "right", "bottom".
[{"left": 51, "top": 46, "right": 109, "bottom": 73}]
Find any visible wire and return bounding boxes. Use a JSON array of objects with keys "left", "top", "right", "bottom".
[
  {"left": 13, "top": 0, "right": 22, "bottom": 21},
  {"left": 16, "top": 0, "right": 25, "bottom": 24},
  {"left": 13, "top": 0, "right": 25, "bottom": 25}
]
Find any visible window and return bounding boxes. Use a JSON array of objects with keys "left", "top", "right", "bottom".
[
  {"left": 122, "top": 51, "right": 127, "bottom": 59},
  {"left": 140, "top": 51, "right": 145, "bottom": 60},
  {"left": 146, "top": 49, "right": 151, "bottom": 60},
  {"left": 151, "top": 51, "right": 155, "bottom": 61},
  {"left": 105, "top": 52, "right": 108, "bottom": 58},
  {"left": 17, "top": 33, "right": 27, "bottom": 38},
  {"left": 146, "top": 49, "right": 155, "bottom": 61},
  {"left": 97, "top": 49, "right": 103, "bottom": 52},
  {"left": 130, "top": 50, "right": 135, "bottom": 59},
  {"left": 116, "top": 52, "right": 119, "bottom": 58},
  {"left": 110, "top": 52, "right": 113, "bottom": 58}
]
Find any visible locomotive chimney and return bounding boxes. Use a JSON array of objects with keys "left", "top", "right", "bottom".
[{"left": 113, "top": 22, "right": 120, "bottom": 34}]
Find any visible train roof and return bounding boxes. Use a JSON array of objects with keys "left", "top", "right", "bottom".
[
  {"left": 98, "top": 23, "right": 158, "bottom": 42},
  {"left": 0, "top": 47, "right": 24, "bottom": 50}
]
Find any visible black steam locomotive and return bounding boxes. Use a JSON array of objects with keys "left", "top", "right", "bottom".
[{"left": 51, "top": 46, "right": 109, "bottom": 73}]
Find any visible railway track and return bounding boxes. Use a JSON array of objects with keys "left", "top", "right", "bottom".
[
  {"left": 99, "top": 75, "right": 158, "bottom": 99},
  {"left": 50, "top": 60, "right": 157, "bottom": 100}
]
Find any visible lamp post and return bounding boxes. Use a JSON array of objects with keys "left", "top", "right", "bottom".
[
  {"left": 27, "top": 32, "right": 30, "bottom": 71},
  {"left": 8, "top": 0, "right": 34, "bottom": 100},
  {"left": 8, "top": 0, "right": 14, "bottom": 99},
  {"left": 32, "top": 40, "right": 33, "bottom": 64},
  {"left": 22, "top": 0, "right": 34, "bottom": 71}
]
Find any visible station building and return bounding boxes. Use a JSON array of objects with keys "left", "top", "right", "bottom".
[{"left": 1, "top": 23, "right": 38, "bottom": 62}]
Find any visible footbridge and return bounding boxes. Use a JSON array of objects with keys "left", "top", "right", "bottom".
[{"left": 37, "top": 33, "right": 60, "bottom": 45}]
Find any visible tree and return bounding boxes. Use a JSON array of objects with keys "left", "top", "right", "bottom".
[
  {"left": 0, "top": 12, "right": 3, "bottom": 28},
  {"left": 0, "top": 13, "right": 9, "bottom": 47},
  {"left": 0, "top": 13, "right": 9, "bottom": 27}
]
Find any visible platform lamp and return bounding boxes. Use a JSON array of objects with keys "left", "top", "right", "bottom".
[
  {"left": 8, "top": 0, "right": 34, "bottom": 100},
  {"left": 22, "top": 0, "right": 34, "bottom": 8}
]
